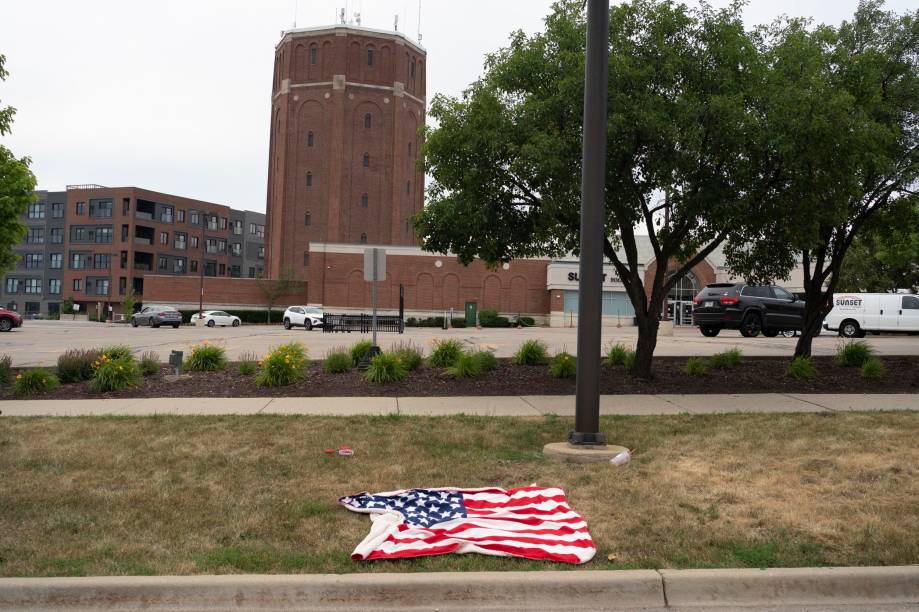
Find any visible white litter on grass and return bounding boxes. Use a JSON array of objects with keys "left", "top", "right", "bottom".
[{"left": 610, "top": 450, "right": 631, "bottom": 466}]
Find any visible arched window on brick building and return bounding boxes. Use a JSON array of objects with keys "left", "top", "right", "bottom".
[
  {"left": 304, "top": 211, "right": 311, "bottom": 226},
  {"left": 307, "top": 131, "right": 314, "bottom": 147},
  {"left": 360, "top": 233, "right": 367, "bottom": 244},
  {"left": 364, "top": 113, "right": 372, "bottom": 129},
  {"left": 361, "top": 193, "right": 368, "bottom": 208},
  {"left": 362, "top": 153, "right": 370, "bottom": 167}
]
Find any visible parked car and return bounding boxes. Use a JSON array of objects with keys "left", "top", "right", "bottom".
[
  {"left": 692, "top": 282, "right": 805, "bottom": 338},
  {"left": 823, "top": 293, "right": 919, "bottom": 337},
  {"left": 131, "top": 305, "right": 182, "bottom": 328},
  {"left": 0, "top": 307, "right": 23, "bottom": 332},
  {"left": 190, "top": 310, "right": 241, "bottom": 327},
  {"left": 283, "top": 305, "right": 325, "bottom": 330}
]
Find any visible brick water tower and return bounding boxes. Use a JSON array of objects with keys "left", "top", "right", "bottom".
[{"left": 264, "top": 24, "right": 426, "bottom": 278}]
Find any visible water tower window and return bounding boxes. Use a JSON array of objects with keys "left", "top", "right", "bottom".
[
  {"left": 364, "top": 113, "right": 372, "bottom": 129},
  {"left": 367, "top": 49, "right": 374, "bottom": 66},
  {"left": 307, "top": 131, "right": 314, "bottom": 147},
  {"left": 362, "top": 153, "right": 370, "bottom": 167},
  {"left": 310, "top": 47, "right": 317, "bottom": 65}
]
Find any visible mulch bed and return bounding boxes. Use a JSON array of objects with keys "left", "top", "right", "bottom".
[{"left": 6, "top": 356, "right": 919, "bottom": 400}]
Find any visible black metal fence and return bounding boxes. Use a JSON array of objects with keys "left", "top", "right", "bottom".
[{"left": 322, "top": 314, "right": 404, "bottom": 333}]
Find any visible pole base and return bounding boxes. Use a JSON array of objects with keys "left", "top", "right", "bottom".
[
  {"left": 543, "top": 442, "right": 629, "bottom": 463},
  {"left": 357, "top": 345, "right": 382, "bottom": 371},
  {"left": 567, "top": 430, "right": 607, "bottom": 446}
]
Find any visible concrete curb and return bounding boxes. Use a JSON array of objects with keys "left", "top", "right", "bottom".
[{"left": 1, "top": 566, "right": 917, "bottom": 610}]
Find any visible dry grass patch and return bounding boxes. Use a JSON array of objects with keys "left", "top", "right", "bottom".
[{"left": 1, "top": 412, "right": 918, "bottom": 576}]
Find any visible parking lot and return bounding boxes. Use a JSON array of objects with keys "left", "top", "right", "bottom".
[{"left": 3, "top": 320, "right": 919, "bottom": 367}]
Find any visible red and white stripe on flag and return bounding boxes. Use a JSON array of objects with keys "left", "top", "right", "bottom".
[{"left": 339, "top": 486, "right": 595, "bottom": 565}]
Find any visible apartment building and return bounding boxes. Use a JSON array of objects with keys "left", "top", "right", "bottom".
[{"left": 0, "top": 185, "right": 265, "bottom": 316}]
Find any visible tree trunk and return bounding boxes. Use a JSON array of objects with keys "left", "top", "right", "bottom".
[
  {"left": 794, "top": 280, "right": 834, "bottom": 358},
  {"left": 630, "top": 310, "right": 660, "bottom": 379}
]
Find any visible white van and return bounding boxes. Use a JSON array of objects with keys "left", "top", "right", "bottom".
[{"left": 823, "top": 293, "right": 919, "bottom": 337}]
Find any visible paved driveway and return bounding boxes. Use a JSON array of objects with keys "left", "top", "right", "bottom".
[{"left": 3, "top": 320, "right": 919, "bottom": 366}]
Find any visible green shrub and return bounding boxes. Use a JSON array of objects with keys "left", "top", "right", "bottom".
[
  {"left": 605, "top": 342, "right": 629, "bottom": 366},
  {"left": 516, "top": 316, "right": 536, "bottom": 327},
  {"left": 0, "top": 354, "right": 11, "bottom": 386},
  {"left": 787, "top": 356, "right": 816, "bottom": 379},
  {"left": 324, "top": 349, "right": 352, "bottom": 374},
  {"left": 392, "top": 342, "right": 424, "bottom": 371},
  {"left": 447, "top": 351, "right": 484, "bottom": 379},
  {"left": 238, "top": 351, "right": 258, "bottom": 376},
  {"left": 349, "top": 340, "right": 373, "bottom": 366},
  {"left": 623, "top": 349, "right": 636, "bottom": 371},
  {"left": 186, "top": 341, "right": 228, "bottom": 372},
  {"left": 56, "top": 349, "right": 100, "bottom": 383},
  {"left": 478, "top": 309, "right": 499, "bottom": 326},
  {"left": 256, "top": 342, "right": 307, "bottom": 387},
  {"left": 835, "top": 341, "right": 874, "bottom": 367},
  {"left": 139, "top": 351, "right": 160, "bottom": 376},
  {"left": 14, "top": 369, "right": 59, "bottom": 396},
  {"left": 681, "top": 357, "right": 708, "bottom": 376},
  {"left": 429, "top": 338, "right": 464, "bottom": 368},
  {"left": 861, "top": 357, "right": 885, "bottom": 379},
  {"left": 709, "top": 348, "right": 742, "bottom": 369},
  {"left": 548, "top": 352, "right": 576, "bottom": 378},
  {"left": 513, "top": 339, "right": 549, "bottom": 366},
  {"left": 100, "top": 345, "right": 132, "bottom": 361},
  {"left": 450, "top": 317, "right": 466, "bottom": 328},
  {"left": 365, "top": 352, "right": 408, "bottom": 383},
  {"left": 91, "top": 355, "right": 141, "bottom": 392},
  {"left": 474, "top": 350, "right": 498, "bottom": 372}
]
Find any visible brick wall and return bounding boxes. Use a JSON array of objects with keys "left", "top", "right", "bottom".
[{"left": 143, "top": 275, "right": 308, "bottom": 309}]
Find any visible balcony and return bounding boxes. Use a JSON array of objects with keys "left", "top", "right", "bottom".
[
  {"left": 134, "top": 225, "right": 154, "bottom": 246},
  {"left": 136, "top": 199, "right": 156, "bottom": 220},
  {"left": 135, "top": 211, "right": 154, "bottom": 221},
  {"left": 134, "top": 237, "right": 152, "bottom": 245},
  {"left": 133, "top": 263, "right": 152, "bottom": 271}
]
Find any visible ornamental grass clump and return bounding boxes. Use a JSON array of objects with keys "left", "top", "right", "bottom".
[
  {"left": 835, "top": 341, "right": 874, "bottom": 367},
  {"left": 100, "top": 345, "right": 132, "bottom": 361},
  {"left": 474, "top": 350, "right": 498, "bottom": 373},
  {"left": 256, "top": 342, "right": 307, "bottom": 387},
  {"left": 709, "top": 348, "right": 742, "bottom": 369},
  {"left": 392, "top": 342, "right": 424, "bottom": 371},
  {"left": 681, "top": 357, "right": 708, "bottom": 377},
  {"left": 548, "top": 352, "right": 576, "bottom": 378},
  {"left": 238, "top": 351, "right": 258, "bottom": 376},
  {"left": 512, "top": 339, "right": 549, "bottom": 366},
  {"left": 91, "top": 353, "right": 141, "bottom": 392},
  {"left": 56, "top": 349, "right": 100, "bottom": 383},
  {"left": 14, "top": 369, "right": 59, "bottom": 396},
  {"left": 787, "top": 356, "right": 816, "bottom": 379},
  {"left": 622, "top": 349, "right": 636, "bottom": 371},
  {"left": 139, "top": 351, "right": 160, "bottom": 376},
  {"left": 604, "top": 342, "right": 629, "bottom": 366},
  {"left": 447, "top": 351, "right": 483, "bottom": 379},
  {"left": 324, "top": 349, "right": 352, "bottom": 374},
  {"left": 428, "top": 338, "right": 464, "bottom": 368},
  {"left": 349, "top": 340, "right": 373, "bottom": 366},
  {"left": 0, "top": 354, "right": 11, "bottom": 386},
  {"left": 185, "top": 340, "right": 228, "bottom": 372},
  {"left": 861, "top": 357, "right": 885, "bottom": 379},
  {"left": 365, "top": 352, "right": 408, "bottom": 383}
]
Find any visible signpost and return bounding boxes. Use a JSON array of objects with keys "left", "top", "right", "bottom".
[{"left": 360, "top": 247, "right": 386, "bottom": 368}]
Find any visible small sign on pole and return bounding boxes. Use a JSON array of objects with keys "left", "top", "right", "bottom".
[{"left": 363, "top": 247, "right": 386, "bottom": 362}]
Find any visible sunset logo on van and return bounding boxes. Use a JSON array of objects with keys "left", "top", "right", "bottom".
[{"left": 835, "top": 295, "right": 862, "bottom": 307}]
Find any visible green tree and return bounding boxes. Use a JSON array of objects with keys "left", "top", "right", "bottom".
[
  {"left": 122, "top": 285, "right": 137, "bottom": 317},
  {"left": 415, "top": 0, "right": 772, "bottom": 378},
  {"left": 725, "top": 1, "right": 919, "bottom": 356},
  {"left": 256, "top": 266, "right": 304, "bottom": 323},
  {"left": 0, "top": 53, "right": 37, "bottom": 273}
]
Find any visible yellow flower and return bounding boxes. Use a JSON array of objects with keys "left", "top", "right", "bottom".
[
  {"left": 16, "top": 374, "right": 22, "bottom": 380},
  {"left": 202, "top": 339, "right": 209, "bottom": 345}
]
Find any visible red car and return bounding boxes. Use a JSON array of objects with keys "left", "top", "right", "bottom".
[{"left": 0, "top": 308, "right": 23, "bottom": 332}]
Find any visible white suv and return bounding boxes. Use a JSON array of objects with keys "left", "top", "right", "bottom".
[{"left": 283, "top": 305, "right": 325, "bottom": 331}]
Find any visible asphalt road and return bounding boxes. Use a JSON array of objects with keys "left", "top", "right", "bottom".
[{"left": 3, "top": 320, "right": 919, "bottom": 367}]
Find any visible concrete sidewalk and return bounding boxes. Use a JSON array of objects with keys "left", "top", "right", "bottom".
[
  {"left": 1, "top": 393, "right": 917, "bottom": 417},
  {"left": 1, "top": 566, "right": 918, "bottom": 610}
]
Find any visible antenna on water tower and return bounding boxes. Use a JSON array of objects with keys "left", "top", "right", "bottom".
[
  {"left": 417, "top": 0, "right": 423, "bottom": 43},
  {"left": 355, "top": 11, "right": 361, "bottom": 25},
  {"left": 292, "top": 0, "right": 298, "bottom": 28},
  {"left": 340, "top": 7, "right": 346, "bottom": 24},
  {"left": 394, "top": 14, "right": 399, "bottom": 32}
]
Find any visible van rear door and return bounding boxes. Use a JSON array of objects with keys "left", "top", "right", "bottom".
[
  {"left": 899, "top": 295, "right": 919, "bottom": 332},
  {"left": 878, "top": 295, "right": 900, "bottom": 331}
]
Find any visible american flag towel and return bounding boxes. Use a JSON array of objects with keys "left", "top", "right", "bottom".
[{"left": 339, "top": 486, "right": 595, "bottom": 564}]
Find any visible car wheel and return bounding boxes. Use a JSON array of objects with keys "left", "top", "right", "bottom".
[
  {"left": 148, "top": 318, "right": 156, "bottom": 328},
  {"left": 232, "top": 319, "right": 240, "bottom": 327},
  {"left": 0, "top": 318, "right": 11, "bottom": 332},
  {"left": 700, "top": 326, "right": 720, "bottom": 337},
  {"left": 305, "top": 320, "right": 312, "bottom": 331},
  {"left": 781, "top": 330, "right": 796, "bottom": 338},
  {"left": 740, "top": 313, "right": 762, "bottom": 338},
  {"left": 840, "top": 320, "right": 861, "bottom": 338},
  {"left": 283, "top": 318, "right": 292, "bottom": 330},
  {"left": 762, "top": 329, "right": 779, "bottom": 338},
  {"left": 172, "top": 324, "right": 180, "bottom": 329},
  {"left": 131, "top": 318, "right": 138, "bottom": 328},
  {"left": 207, "top": 320, "right": 215, "bottom": 327}
]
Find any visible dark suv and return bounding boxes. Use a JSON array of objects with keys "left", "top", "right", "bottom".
[{"left": 692, "top": 282, "right": 804, "bottom": 337}]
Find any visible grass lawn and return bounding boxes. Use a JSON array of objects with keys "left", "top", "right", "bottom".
[{"left": 1, "top": 412, "right": 918, "bottom": 576}]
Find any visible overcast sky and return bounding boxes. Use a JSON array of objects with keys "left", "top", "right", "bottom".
[{"left": 1, "top": 0, "right": 914, "bottom": 212}]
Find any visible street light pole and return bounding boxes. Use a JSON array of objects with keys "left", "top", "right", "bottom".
[
  {"left": 199, "top": 214, "right": 205, "bottom": 319},
  {"left": 570, "top": 0, "right": 609, "bottom": 446}
]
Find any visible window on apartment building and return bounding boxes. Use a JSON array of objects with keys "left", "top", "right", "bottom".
[
  {"left": 360, "top": 233, "right": 367, "bottom": 244},
  {"left": 158, "top": 256, "right": 168, "bottom": 271},
  {"left": 250, "top": 223, "right": 264, "bottom": 237},
  {"left": 207, "top": 215, "right": 218, "bottom": 230},
  {"left": 190, "top": 260, "right": 198, "bottom": 273},
  {"left": 304, "top": 212, "right": 311, "bottom": 226},
  {"left": 25, "top": 253, "right": 43, "bottom": 268},
  {"left": 307, "top": 131, "right": 314, "bottom": 147},
  {"left": 49, "top": 279, "right": 61, "bottom": 295},
  {"left": 191, "top": 236, "right": 199, "bottom": 249},
  {"left": 232, "top": 220, "right": 242, "bottom": 235},
  {"left": 364, "top": 113, "right": 371, "bottom": 129},
  {"left": 161, "top": 206, "right": 174, "bottom": 223},
  {"left": 50, "top": 253, "right": 62, "bottom": 269},
  {"left": 28, "top": 202, "right": 45, "bottom": 219},
  {"left": 25, "top": 278, "right": 42, "bottom": 294},
  {"left": 230, "top": 265, "right": 240, "bottom": 278},
  {"left": 190, "top": 211, "right": 200, "bottom": 225},
  {"left": 174, "top": 232, "right": 187, "bottom": 249},
  {"left": 177, "top": 209, "right": 185, "bottom": 223},
  {"left": 219, "top": 217, "right": 227, "bottom": 230},
  {"left": 231, "top": 243, "right": 241, "bottom": 256},
  {"left": 51, "top": 202, "right": 64, "bottom": 218},
  {"left": 205, "top": 261, "right": 217, "bottom": 277},
  {"left": 122, "top": 198, "right": 130, "bottom": 215},
  {"left": 5, "top": 278, "right": 19, "bottom": 293},
  {"left": 303, "top": 252, "right": 309, "bottom": 266},
  {"left": 258, "top": 246, "right": 264, "bottom": 259},
  {"left": 121, "top": 225, "right": 128, "bottom": 241},
  {"left": 71, "top": 227, "right": 85, "bottom": 242},
  {"left": 174, "top": 258, "right": 186, "bottom": 273},
  {"left": 50, "top": 228, "right": 63, "bottom": 244},
  {"left": 367, "top": 48, "right": 374, "bottom": 66},
  {"left": 120, "top": 251, "right": 127, "bottom": 269},
  {"left": 70, "top": 253, "right": 88, "bottom": 269},
  {"left": 93, "top": 253, "right": 110, "bottom": 269},
  {"left": 119, "top": 277, "right": 127, "bottom": 296},
  {"left": 248, "top": 266, "right": 255, "bottom": 278},
  {"left": 310, "top": 46, "right": 317, "bottom": 64},
  {"left": 95, "top": 227, "right": 113, "bottom": 243},
  {"left": 76, "top": 201, "right": 85, "bottom": 215},
  {"left": 160, "top": 231, "right": 168, "bottom": 245},
  {"left": 73, "top": 278, "right": 82, "bottom": 291},
  {"left": 218, "top": 263, "right": 226, "bottom": 276},
  {"left": 89, "top": 199, "right": 113, "bottom": 218},
  {"left": 95, "top": 278, "right": 110, "bottom": 295},
  {"left": 361, "top": 194, "right": 368, "bottom": 208},
  {"left": 306, "top": 172, "right": 313, "bottom": 188},
  {"left": 362, "top": 153, "right": 370, "bottom": 167},
  {"left": 26, "top": 228, "right": 44, "bottom": 244}
]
